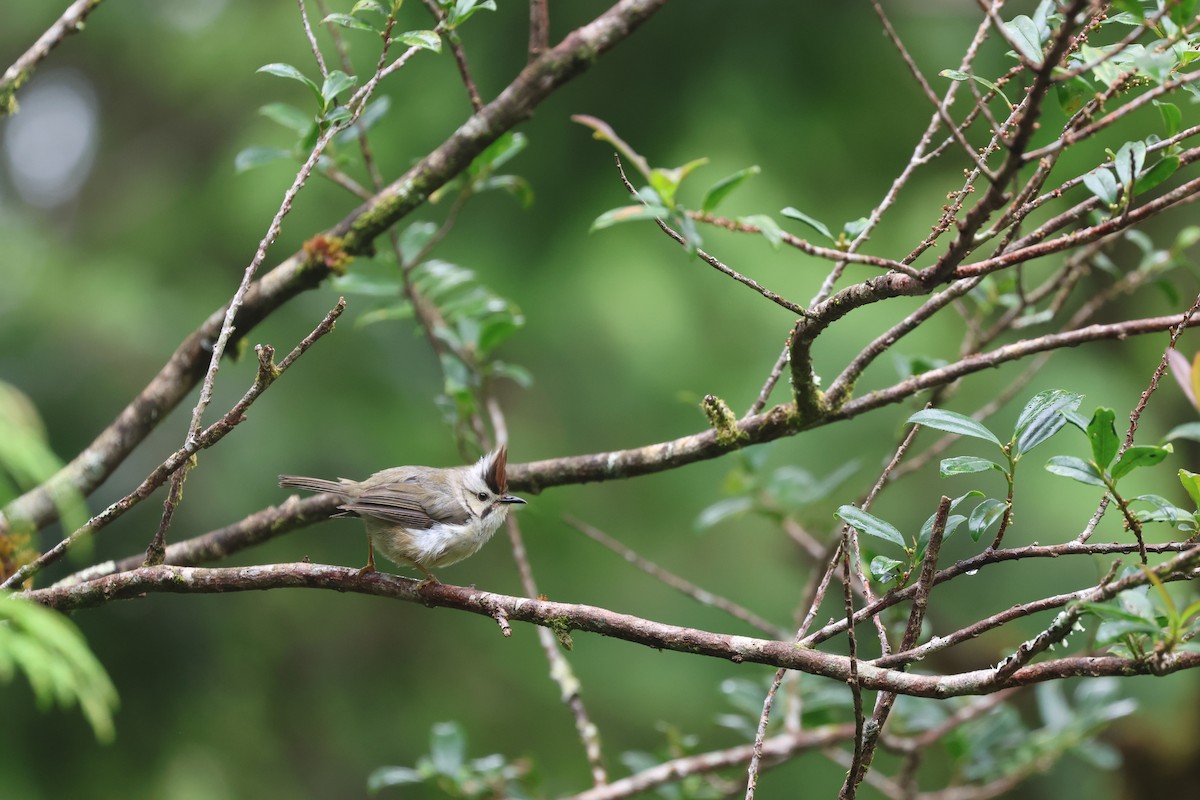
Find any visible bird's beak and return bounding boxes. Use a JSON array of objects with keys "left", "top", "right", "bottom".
[{"left": 500, "top": 495, "right": 527, "bottom": 505}]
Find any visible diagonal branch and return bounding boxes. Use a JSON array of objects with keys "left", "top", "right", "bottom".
[
  {"left": 0, "top": 300, "right": 347, "bottom": 591},
  {"left": 0, "top": 0, "right": 104, "bottom": 115},
  {"left": 504, "top": 312, "right": 1200, "bottom": 492}
]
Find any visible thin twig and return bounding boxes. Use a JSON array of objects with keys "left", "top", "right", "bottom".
[
  {"left": 423, "top": 0, "right": 483, "bottom": 110},
  {"left": 841, "top": 496, "right": 951, "bottom": 798},
  {"left": 0, "top": 0, "right": 104, "bottom": 115},
  {"left": 1, "top": 300, "right": 346, "bottom": 590},
  {"left": 504, "top": 516, "right": 608, "bottom": 786},
  {"left": 609, "top": 156, "right": 812, "bottom": 318},
  {"left": 297, "top": 0, "right": 329, "bottom": 77},
  {"left": 566, "top": 516, "right": 786, "bottom": 637},
  {"left": 574, "top": 727, "right": 855, "bottom": 800},
  {"left": 528, "top": 0, "right": 550, "bottom": 62},
  {"left": 873, "top": 0, "right": 998, "bottom": 179}
]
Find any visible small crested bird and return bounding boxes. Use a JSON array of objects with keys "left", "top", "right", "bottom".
[{"left": 279, "top": 447, "right": 526, "bottom": 582}]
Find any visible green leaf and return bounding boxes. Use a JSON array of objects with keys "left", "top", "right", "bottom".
[
  {"left": 739, "top": 214, "right": 784, "bottom": 249},
  {"left": 869, "top": 555, "right": 905, "bottom": 584},
  {"left": 1085, "top": 407, "right": 1119, "bottom": 470},
  {"left": 1056, "top": 76, "right": 1091, "bottom": 115},
  {"left": 1165, "top": 422, "right": 1200, "bottom": 444},
  {"left": 259, "top": 102, "right": 313, "bottom": 133},
  {"left": 968, "top": 498, "right": 1007, "bottom": 541},
  {"left": 1169, "top": 0, "right": 1198, "bottom": 27},
  {"left": 334, "top": 96, "right": 391, "bottom": 146},
  {"left": 939, "top": 69, "right": 1014, "bottom": 109},
  {"left": 415, "top": 259, "right": 474, "bottom": 298},
  {"left": 489, "top": 360, "right": 533, "bottom": 388},
  {"left": 908, "top": 408, "right": 1002, "bottom": 447},
  {"left": 322, "top": 106, "right": 352, "bottom": 125},
  {"left": 1013, "top": 390, "right": 1083, "bottom": 455},
  {"left": 674, "top": 211, "right": 703, "bottom": 253},
  {"left": 695, "top": 496, "right": 755, "bottom": 529},
  {"left": 912, "top": 491, "right": 986, "bottom": 538},
  {"left": 1174, "top": 226, "right": 1200, "bottom": 253},
  {"left": 1004, "top": 15, "right": 1044, "bottom": 62},
  {"left": 1111, "top": 444, "right": 1172, "bottom": 482},
  {"left": 590, "top": 204, "right": 669, "bottom": 232},
  {"left": 439, "top": 350, "right": 473, "bottom": 400},
  {"left": 893, "top": 352, "right": 948, "bottom": 380},
  {"left": 443, "top": 0, "right": 496, "bottom": 29},
  {"left": 469, "top": 131, "right": 527, "bottom": 174},
  {"left": 1045, "top": 455, "right": 1107, "bottom": 487},
  {"left": 353, "top": 0, "right": 387, "bottom": 14},
  {"left": 355, "top": 304, "right": 412, "bottom": 329},
  {"left": 766, "top": 462, "right": 861, "bottom": 509},
  {"left": 429, "top": 721, "right": 466, "bottom": 775},
  {"left": 394, "top": 30, "right": 442, "bottom": 52},
  {"left": 320, "top": 71, "right": 357, "bottom": 110},
  {"left": 477, "top": 175, "right": 534, "bottom": 208},
  {"left": 367, "top": 766, "right": 425, "bottom": 792},
  {"left": 322, "top": 12, "right": 377, "bottom": 32},
  {"left": 1083, "top": 167, "right": 1118, "bottom": 205},
  {"left": 1134, "top": 156, "right": 1179, "bottom": 195},
  {"left": 1179, "top": 469, "right": 1200, "bottom": 510},
  {"left": 1112, "top": 140, "right": 1147, "bottom": 189},
  {"left": 1132, "top": 494, "right": 1194, "bottom": 529},
  {"left": 330, "top": 271, "right": 399, "bottom": 297},
  {"left": 257, "top": 63, "right": 322, "bottom": 106},
  {"left": 916, "top": 513, "right": 966, "bottom": 556},
  {"left": 701, "top": 165, "right": 760, "bottom": 213},
  {"left": 780, "top": 207, "right": 833, "bottom": 242},
  {"left": 1061, "top": 408, "right": 1090, "bottom": 432},
  {"left": 0, "top": 594, "right": 119, "bottom": 743},
  {"left": 842, "top": 217, "right": 870, "bottom": 238},
  {"left": 648, "top": 158, "right": 708, "bottom": 209},
  {"left": 1155, "top": 100, "right": 1182, "bottom": 137},
  {"left": 475, "top": 306, "right": 525, "bottom": 355},
  {"left": 1080, "top": 598, "right": 1158, "bottom": 629},
  {"left": 1110, "top": 0, "right": 1145, "bottom": 20},
  {"left": 1076, "top": 43, "right": 1124, "bottom": 88},
  {"left": 394, "top": 221, "right": 433, "bottom": 266},
  {"left": 234, "top": 146, "right": 292, "bottom": 173},
  {"left": 939, "top": 456, "right": 1002, "bottom": 477},
  {"left": 835, "top": 505, "right": 906, "bottom": 548}
]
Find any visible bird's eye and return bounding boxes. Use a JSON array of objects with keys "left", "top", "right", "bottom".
[{"left": 477, "top": 491, "right": 489, "bottom": 501}]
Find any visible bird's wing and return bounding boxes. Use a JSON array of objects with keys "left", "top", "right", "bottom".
[{"left": 340, "top": 481, "right": 471, "bottom": 529}]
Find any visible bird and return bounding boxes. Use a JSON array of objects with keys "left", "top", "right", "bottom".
[{"left": 279, "top": 446, "right": 526, "bottom": 582}]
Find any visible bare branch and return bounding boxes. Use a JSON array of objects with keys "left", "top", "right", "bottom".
[
  {"left": 21, "top": 548, "right": 1200, "bottom": 696},
  {"left": 0, "top": 0, "right": 104, "bottom": 115}
]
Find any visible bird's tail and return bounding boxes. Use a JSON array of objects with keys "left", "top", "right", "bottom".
[{"left": 279, "top": 475, "right": 348, "bottom": 496}]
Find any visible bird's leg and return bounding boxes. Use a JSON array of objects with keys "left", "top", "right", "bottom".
[
  {"left": 358, "top": 540, "right": 377, "bottom": 575},
  {"left": 412, "top": 560, "right": 440, "bottom": 589}
]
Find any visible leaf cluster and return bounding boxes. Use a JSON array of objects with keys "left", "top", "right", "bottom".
[
  {"left": 0, "top": 594, "right": 118, "bottom": 743},
  {"left": 368, "top": 720, "right": 533, "bottom": 798}
]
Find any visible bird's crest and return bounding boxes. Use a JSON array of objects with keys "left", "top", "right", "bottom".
[{"left": 483, "top": 446, "right": 508, "bottom": 495}]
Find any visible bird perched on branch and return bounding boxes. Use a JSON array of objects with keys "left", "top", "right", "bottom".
[{"left": 280, "top": 447, "right": 526, "bottom": 582}]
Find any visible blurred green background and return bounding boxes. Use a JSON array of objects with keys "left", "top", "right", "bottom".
[{"left": 3, "top": 1, "right": 1200, "bottom": 798}]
